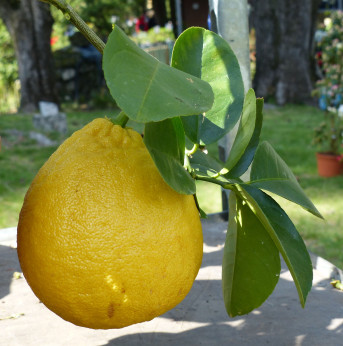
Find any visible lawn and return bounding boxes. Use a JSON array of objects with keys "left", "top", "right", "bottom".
[
  {"left": 259, "top": 104, "right": 343, "bottom": 270},
  {"left": 0, "top": 104, "right": 342, "bottom": 269}
]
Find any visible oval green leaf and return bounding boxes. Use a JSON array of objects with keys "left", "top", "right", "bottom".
[
  {"left": 223, "top": 193, "right": 281, "bottom": 317},
  {"left": 189, "top": 150, "right": 223, "bottom": 178},
  {"left": 225, "top": 97, "right": 264, "bottom": 178},
  {"left": 224, "top": 89, "right": 256, "bottom": 172},
  {"left": 103, "top": 26, "right": 214, "bottom": 123},
  {"left": 144, "top": 118, "right": 196, "bottom": 195},
  {"left": 234, "top": 184, "right": 313, "bottom": 308},
  {"left": 250, "top": 141, "right": 322, "bottom": 218},
  {"left": 171, "top": 27, "right": 244, "bottom": 144}
]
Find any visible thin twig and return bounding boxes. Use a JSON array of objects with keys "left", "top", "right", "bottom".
[{"left": 40, "top": 0, "right": 105, "bottom": 54}]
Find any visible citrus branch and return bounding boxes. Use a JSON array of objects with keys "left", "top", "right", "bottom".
[
  {"left": 193, "top": 174, "right": 233, "bottom": 189},
  {"left": 40, "top": 0, "right": 105, "bottom": 54}
]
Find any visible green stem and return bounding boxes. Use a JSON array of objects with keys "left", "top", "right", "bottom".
[
  {"left": 113, "top": 111, "right": 129, "bottom": 128},
  {"left": 194, "top": 174, "right": 233, "bottom": 189},
  {"left": 41, "top": 0, "right": 105, "bottom": 54},
  {"left": 193, "top": 193, "right": 207, "bottom": 218},
  {"left": 185, "top": 144, "right": 199, "bottom": 156}
]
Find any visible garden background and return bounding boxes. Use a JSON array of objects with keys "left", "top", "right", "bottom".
[{"left": 0, "top": 0, "right": 343, "bottom": 268}]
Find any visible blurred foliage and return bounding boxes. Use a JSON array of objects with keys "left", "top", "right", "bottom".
[
  {"left": 0, "top": 19, "right": 19, "bottom": 113},
  {"left": 131, "top": 26, "right": 175, "bottom": 46},
  {"left": 0, "top": 20, "right": 17, "bottom": 86},
  {"left": 314, "top": 11, "right": 343, "bottom": 103},
  {"left": 51, "top": 0, "right": 146, "bottom": 44},
  {"left": 313, "top": 10, "right": 343, "bottom": 154},
  {"left": 80, "top": 0, "right": 145, "bottom": 36}
]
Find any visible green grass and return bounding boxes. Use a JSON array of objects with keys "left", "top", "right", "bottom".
[
  {"left": 259, "top": 104, "right": 343, "bottom": 270},
  {"left": 0, "top": 110, "right": 111, "bottom": 228},
  {"left": 0, "top": 104, "right": 342, "bottom": 269}
]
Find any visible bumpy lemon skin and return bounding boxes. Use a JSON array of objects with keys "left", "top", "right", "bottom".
[{"left": 17, "top": 118, "right": 203, "bottom": 329}]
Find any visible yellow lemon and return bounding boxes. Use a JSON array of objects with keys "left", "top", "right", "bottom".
[{"left": 17, "top": 118, "right": 203, "bottom": 329}]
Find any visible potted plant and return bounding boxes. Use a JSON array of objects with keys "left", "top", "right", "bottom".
[
  {"left": 313, "top": 11, "right": 343, "bottom": 177},
  {"left": 313, "top": 108, "right": 343, "bottom": 176}
]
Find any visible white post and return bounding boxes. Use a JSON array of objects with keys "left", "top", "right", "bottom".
[
  {"left": 175, "top": 0, "right": 183, "bottom": 36},
  {"left": 209, "top": 0, "right": 251, "bottom": 216},
  {"left": 209, "top": 0, "right": 251, "bottom": 92}
]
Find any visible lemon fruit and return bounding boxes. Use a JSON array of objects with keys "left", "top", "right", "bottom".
[{"left": 17, "top": 118, "right": 203, "bottom": 329}]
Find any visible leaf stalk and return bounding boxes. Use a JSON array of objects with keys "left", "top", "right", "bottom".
[
  {"left": 194, "top": 174, "right": 233, "bottom": 190},
  {"left": 185, "top": 144, "right": 199, "bottom": 156},
  {"left": 113, "top": 111, "right": 129, "bottom": 128}
]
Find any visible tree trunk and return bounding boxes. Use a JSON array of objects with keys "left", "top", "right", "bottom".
[
  {"left": 168, "top": 0, "right": 178, "bottom": 38},
  {"left": 152, "top": 0, "right": 167, "bottom": 27},
  {"left": 251, "top": 0, "right": 320, "bottom": 105},
  {"left": 0, "top": 0, "right": 58, "bottom": 113}
]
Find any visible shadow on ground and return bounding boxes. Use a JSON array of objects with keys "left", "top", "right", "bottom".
[
  {"left": 102, "top": 274, "right": 343, "bottom": 346},
  {"left": 1, "top": 219, "right": 343, "bottom": 345},
  {"left": 0, "top": 244, "right": 20, "bottom": 300}
]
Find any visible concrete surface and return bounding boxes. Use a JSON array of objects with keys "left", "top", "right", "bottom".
[{"left": 1, "top": 219, "right": 343, "bottom": 346}]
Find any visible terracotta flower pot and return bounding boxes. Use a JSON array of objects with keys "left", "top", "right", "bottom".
[{"left": 316, "top": 152, "right": 343, "bottom": 177}]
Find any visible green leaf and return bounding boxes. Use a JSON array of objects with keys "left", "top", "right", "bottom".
[
  {"left": 172, "top": 117, "right": 186, "bottom": 164},
  {"left": 194, "top": 194, "right": 208, "bottom": 219},
  {"left": 234, "top": 184, "right": 313, "bottom": 307},
  {"left": 224, "top": 89, "right": 257, "bottom": 172},
  {"left": 181, "top": 114, "right": 202, "bottom": 144},
  {"left": 171, "top": 27, "right": 244, "bottom": 144},
  {"left": 225, "top": 97, "right": 264, "bottom": 178},
  {"left": 144, "top": 118, "right": 196, "bottom": 195},
  {"left": 250, "top": 141, "right": 322, "bottom": 218},
  {"left": 103, "top": 26, "right": 214, "bottom": 123},
  {"left": 189, "top": 150, "right": 223, "bottom": 178},
  {"left": 223, "top": 193, "right": 281, "bottom": 317}
]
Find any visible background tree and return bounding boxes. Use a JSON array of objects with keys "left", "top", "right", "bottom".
[
  {"left": 250, "top": 0, "right": 321, "bottom": 104},
  {"left": 0, "top": 0, "right": 58, "bottom": 113},
  {"left": 0, "top": 20, "right": 19, "bottom": 112},
  {"left": 0, "top": 0, "right": 147, "bottom": 113},
  {"left": 152, "top": 0, "right": 167, "bottom": 26}
]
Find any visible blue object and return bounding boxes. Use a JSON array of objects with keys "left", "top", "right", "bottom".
[
  {"left": 319, "top": 94, "right": 327, "bottom": 110},
  {"left": 333, "top": 94, "right": 342, "bottom": 107}
]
